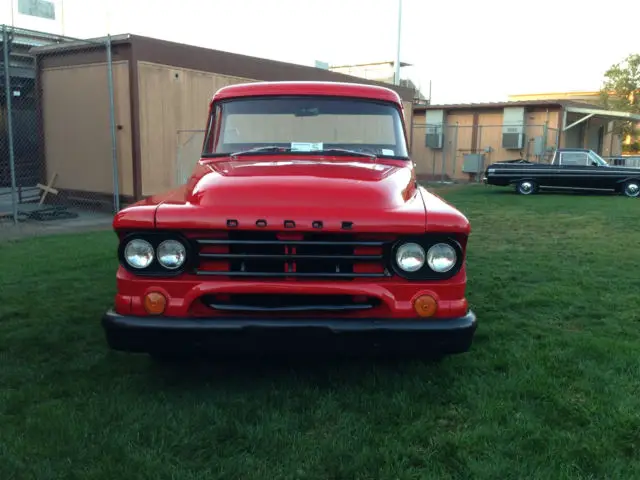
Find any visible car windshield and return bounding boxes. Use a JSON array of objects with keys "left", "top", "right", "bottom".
[
  {"left": 588, "top": 150, "right": 609, "bottom": 166},
  {"left": 202, "top": 96, "right": 409, "bottom": 159}
]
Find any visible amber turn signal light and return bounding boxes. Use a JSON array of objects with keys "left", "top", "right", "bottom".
[
  {"left": 144, "top": 292, "right": 167, "bottom": 315},
  {"left": 413, "top": 294, "right": 438, "bottom": 318}
]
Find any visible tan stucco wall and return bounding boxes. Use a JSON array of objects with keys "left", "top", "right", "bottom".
[{"left": 411, "top": 107, "right": 563, "bottom": 180}]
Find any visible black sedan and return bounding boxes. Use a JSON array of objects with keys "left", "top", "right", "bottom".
[{"left": 483, "top": 148, "right": 640, "bottom": 197}]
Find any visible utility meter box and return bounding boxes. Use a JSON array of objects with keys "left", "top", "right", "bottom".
[{"left": 462, "top": 154, "right": 485, "bottom": 173}]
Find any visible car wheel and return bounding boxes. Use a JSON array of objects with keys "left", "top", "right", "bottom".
[
  {"left": 515, "top": 180, "right": 537, "bottom": 195},
  {"left": 622, "top": 180, "right": 640, "bottom": 198}
]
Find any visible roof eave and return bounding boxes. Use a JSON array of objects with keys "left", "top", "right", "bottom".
[
  {"left": 565, "top": 106, "right": 640, "bottom": 122},
  {"left": 413, "top": 102, "right": 565, "bottom": 112},
  {"left": 29, "top": 33, "right": 132, "bottom": 55}
]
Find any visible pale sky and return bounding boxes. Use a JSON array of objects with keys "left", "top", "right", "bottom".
[{"left": 4, "top": 0, "right": 639, "bottom": 104}]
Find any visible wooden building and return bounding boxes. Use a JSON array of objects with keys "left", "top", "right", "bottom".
[
  {"left": 410, "top": 100, "right": 640, "bottom": 182},
  {"left": 31, "top": 34, "right": 415, "bottom": 204}
]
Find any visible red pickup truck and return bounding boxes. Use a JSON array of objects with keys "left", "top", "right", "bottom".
[{"left": 101, "top": 80, "right": 477, "bottom": 360}]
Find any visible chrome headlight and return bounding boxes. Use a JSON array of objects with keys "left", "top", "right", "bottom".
[
  {"left": 124, "top": 239, "right": 154, "bottom": 269},
  {"left": 427, "top": 243, "right": 457, "bottom": 273},
  {"left": 395, "top": 242, "right": 426, "bottom": 272},
  {"left": 157, "top": 239, "right": 186, "bottom": 270}
]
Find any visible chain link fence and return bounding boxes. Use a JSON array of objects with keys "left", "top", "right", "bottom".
[
  {"left": 1, "top": 25, "right": 119, "bottom": 236},
  {"left": 411, "top": 123, "right": 559, "bottom": 183}
]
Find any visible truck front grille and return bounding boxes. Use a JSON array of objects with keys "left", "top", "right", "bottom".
[
  {"left": 193, "top": 231, "right": 392, "bottom": 279},
  {"left": 202, "top": 293, "right": 380, "bottom": 312}
]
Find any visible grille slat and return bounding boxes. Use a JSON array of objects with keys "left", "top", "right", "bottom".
[
  {"left": 187, "top": 292, "right": 389, "bottom": 317},
  {"left": 196, "top": 239, "right": 386, "bottom": 246},
  {"left": 204, "top": 294, "right": 377, "bottom": 312},
  {"left": 194, "top": 232, "right": 391, "bottom": 279},
  {"left": 199, "top": 253, "right": 383, "bottom": 260},
  {"left": 194, "top": 271, "right": 388, "bottom": 278}
]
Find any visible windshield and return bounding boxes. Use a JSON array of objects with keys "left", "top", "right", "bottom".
[
  {"left": 202, "top": 96, "right": 409, "bottom": 159},
  {"left": 588, "top": 150, "right": 609, "bottom": 166}
]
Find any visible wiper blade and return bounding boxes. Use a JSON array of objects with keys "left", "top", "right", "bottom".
[
  {"left": 228, "top": 146, "right": 377, "bottom": 160},
  {"left": 230, "top": 146, "right": 291, "bottom": 158},
  {"left": 318, "top": 148, "right": 377, "bottom": 160}
]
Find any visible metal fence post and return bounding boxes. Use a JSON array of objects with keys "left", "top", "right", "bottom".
[
  {"left": 477, "top": 125, "right": 483, "bottom": 182},
  {"left": 441, "top": 124, "right": 446, "bottom": 182},
  {"left": 431, "top": 141, "right": 436, "bottom": 180},
  {"left": 452, "top": 122, "right": 459, "bottom": 177},
  {"left": 106, "top": 34, "right": 120, "bottom": 213},
  {"left": 3, "top": 25, "right": 19, "bottom": 225}
]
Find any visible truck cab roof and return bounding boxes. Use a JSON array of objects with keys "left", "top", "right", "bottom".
[{"left": 210, "top": 81, "right": 405, "bottom": 106}]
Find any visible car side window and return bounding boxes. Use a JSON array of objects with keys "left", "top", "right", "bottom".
[{"left": 560, "top": 152, "right": 589, "bottom": 166}]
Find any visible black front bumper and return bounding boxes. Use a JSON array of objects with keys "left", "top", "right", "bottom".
[{"left": 101, "top": 310, "right": 478, "bottom": 357}]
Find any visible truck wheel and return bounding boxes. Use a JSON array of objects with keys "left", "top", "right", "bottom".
[
  {"left": 515, "top": 180, "right": 537, "bottom": 195},
  {"left": 622, "top": 180, "right": 640, "bottom": 198}
]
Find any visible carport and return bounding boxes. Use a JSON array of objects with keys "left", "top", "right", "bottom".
[{"left": 560, "top": 104, "right": 640, "bottom": 155}]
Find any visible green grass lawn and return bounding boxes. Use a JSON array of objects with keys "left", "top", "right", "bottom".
[{"left": 1, "top": 185, "right": 640, "bottom": 479}]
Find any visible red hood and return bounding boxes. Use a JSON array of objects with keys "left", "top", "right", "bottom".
[
  {"left": 117, "top": 157, "right": 469, "bottom": 235},
  {"left": 188, "top": 159, "right": 412, "bottom": 210}
]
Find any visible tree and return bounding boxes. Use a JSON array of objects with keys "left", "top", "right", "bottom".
[{"left": 599, "top": 53, "right": 640, "bottom": 141}]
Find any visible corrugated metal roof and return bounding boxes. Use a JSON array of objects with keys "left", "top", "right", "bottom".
[
  {"left": 0, "top": 24, "right": 78, "bottom": 47},
  {"left": 565, "top": 105, "right": 640, "bottom": 122}
]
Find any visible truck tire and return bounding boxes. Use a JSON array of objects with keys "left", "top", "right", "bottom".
[
  {"left": 515, "top": 180, "right": 537, "bottom": 195},
  {"left": 622, "top": 180, "right": 640, "bottom": 198}
]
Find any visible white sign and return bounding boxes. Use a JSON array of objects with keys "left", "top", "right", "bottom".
[{"left": 291, "top": 142, "right": 323, "bottom": 152}]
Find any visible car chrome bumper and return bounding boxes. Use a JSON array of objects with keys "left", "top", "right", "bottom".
[{"left": 102, "top": 309, "right": 478, "bottom": 356}]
